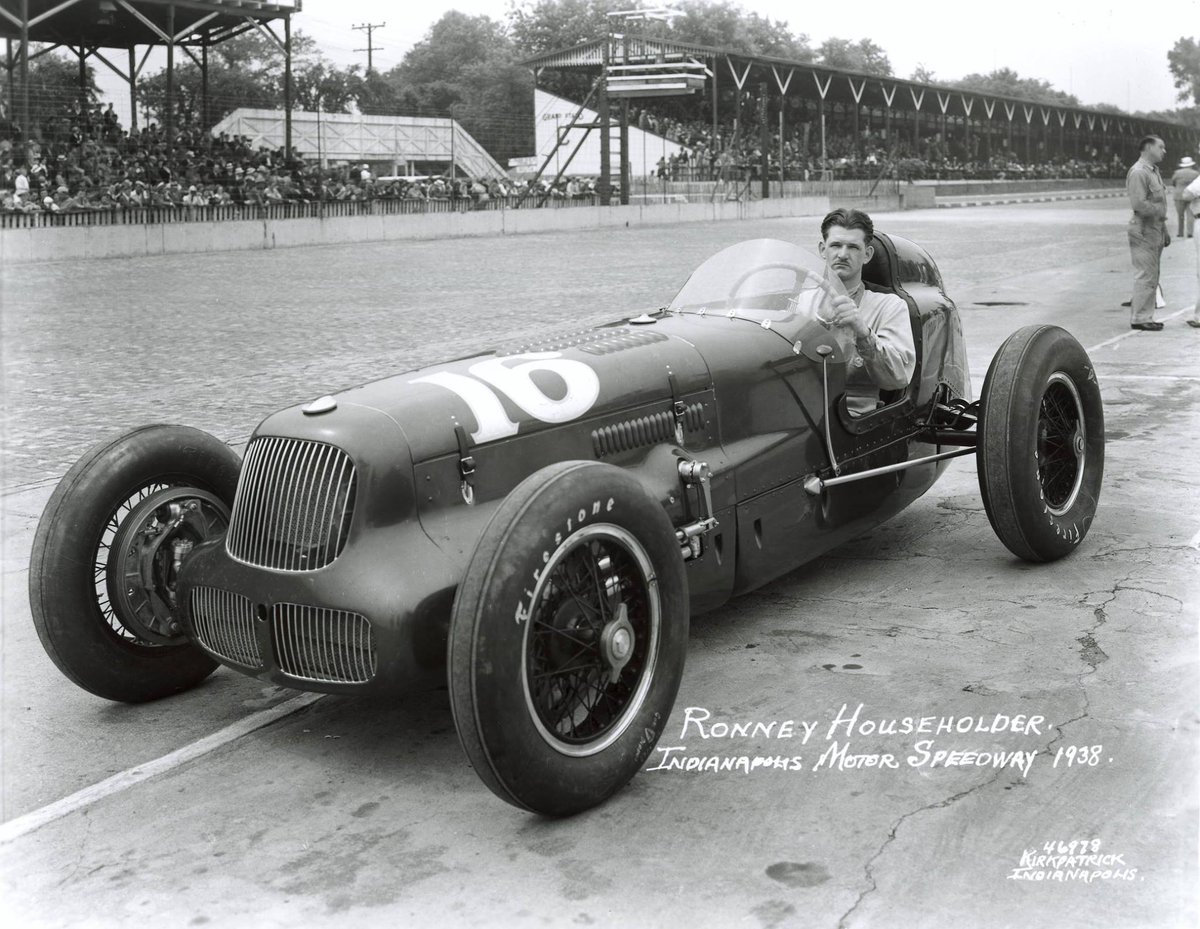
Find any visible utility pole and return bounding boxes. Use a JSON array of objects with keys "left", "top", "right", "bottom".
[{"left": 353, "top": 22, "right": 385, "bottom": 75}]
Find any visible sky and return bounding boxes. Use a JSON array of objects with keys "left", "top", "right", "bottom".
[
  {"left": 93, "top": 0, "right": 1185, "bottom": 118},
  {"left": 295, "top": 0, "right": 1184, "bottom": 113}
]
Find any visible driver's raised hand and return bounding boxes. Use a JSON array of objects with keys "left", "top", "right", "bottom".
[{"left": 824, "top": 294, "right": 870, "bottom": 339}]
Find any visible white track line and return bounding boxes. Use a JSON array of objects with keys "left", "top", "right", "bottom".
[
  {"left": 1099, "top": 375, "right": 1200, "bottom": 381},
  {"left": 0, "top": 692, "right": 324, "bottom": 844},
  {"left": 1089, "top": 309, "right": 1192, "bottom": 352}
]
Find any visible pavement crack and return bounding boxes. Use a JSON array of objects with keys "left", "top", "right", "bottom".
[
  {"left": 837, "top": 767, "right": 1012, "bottom": 929},
  {"left": 840, "top": 579, "right": 1130, "bottom": 928},
  {"left": 1089, "top": 543, "right": 1198, "bottom": 558}
]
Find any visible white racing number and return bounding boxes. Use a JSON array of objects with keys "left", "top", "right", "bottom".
[{"left": 411, "top": 351, "right": 601, "bottom": 443}]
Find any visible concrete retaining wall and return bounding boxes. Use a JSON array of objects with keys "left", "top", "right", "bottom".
[
  {"left": 915, "top": 178, "right": 1125, "bottom": 197},
  {"left": 2, "top": 194, "right": 858, "bottom": 264},
  {"left": 0, "top": 187, "right": 939, "bottom": 264},
  {"left": 0, "top": 179, "right": 1104, "bottom": 265}
]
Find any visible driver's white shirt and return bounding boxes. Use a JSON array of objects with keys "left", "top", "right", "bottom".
[{"left": 845, "top": 289, "right": 916, "bottom": 415}]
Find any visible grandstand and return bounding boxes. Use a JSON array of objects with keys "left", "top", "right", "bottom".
[
  {"left": 1, "top": 0, "right": 300, "bottom": 144},
  {"left": 212, "top": 109, "right": 507, "bottom": 181},
  {"left": 524, "top": 32, "right": 1199, "bottom": 195}
]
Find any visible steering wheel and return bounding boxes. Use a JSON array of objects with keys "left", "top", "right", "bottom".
[{"left": 728, "top": 262, "right": 815, "bottom": 301}]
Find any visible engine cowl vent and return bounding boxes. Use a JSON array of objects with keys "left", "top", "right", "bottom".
[
  {"left": 591, "top": 402, "right": 705, "bottom": 457},
  {"left": 498, "top": 328, "right": 667, "bottom": 357}
]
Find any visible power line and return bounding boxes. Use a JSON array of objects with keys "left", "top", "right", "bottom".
[{"left": 352, "top": 22, "right": 386, "bottom": 76}]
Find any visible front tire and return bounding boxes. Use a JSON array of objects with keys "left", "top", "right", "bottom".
[
  {"left": 29, "top": 425, "right": 241, "bottom": 702},
  {"left": 977, "top": 326, "right": 1104, "bottom": 562},
  {"left": 449, "top": 461, "right": 688, "bottom": 816}
]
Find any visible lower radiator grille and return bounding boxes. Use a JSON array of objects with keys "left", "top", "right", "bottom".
[
  {"left": 273, "top": 603, "right": 377, "bottom": 684},
  {"left": 190, "top": 587, "right": 263, "bottom": 669}
]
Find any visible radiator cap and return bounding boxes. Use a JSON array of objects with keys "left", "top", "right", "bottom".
[{"left": 302, "top": 396, "right": 338, "bottom": 415}]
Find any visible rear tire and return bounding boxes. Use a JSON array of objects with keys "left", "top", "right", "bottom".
[
  {"left": 449, "top": 461, "right": 688, "bottom": 816},
  {"left": 977, "top": 326, "right": 1104, "bottom": 562},
  {"left": 29, "top": 425, "right": 240, "bottom": 702}
]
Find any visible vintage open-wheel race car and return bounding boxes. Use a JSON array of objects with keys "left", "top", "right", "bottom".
[{"left": 29, "top": 232, "right": 1104, "bottom": 816}]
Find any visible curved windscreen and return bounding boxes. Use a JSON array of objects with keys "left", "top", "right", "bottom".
[{"left": 667, "top": 239, "right": 854, "bottom": 362}]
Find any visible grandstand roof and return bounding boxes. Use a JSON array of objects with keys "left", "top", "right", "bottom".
[
  {"left": 0, "top": 0, "right": 297, "bottom": 49},
  {"left": 524, "top": 35, "right": 1194, "bottom": 138}
]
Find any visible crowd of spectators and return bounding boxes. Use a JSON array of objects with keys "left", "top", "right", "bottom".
[
  {"left": 635, "top": 109, "right": 1128, "bottom": 183},
  {"left": 1, "top": 98, "right": 1128, "bottom": 217},
  {"left": 0, "top": 101, "right": 552, "bottom": 215}
]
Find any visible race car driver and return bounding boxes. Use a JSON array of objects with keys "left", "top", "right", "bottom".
[{"left": 816, "top": 208, "right": 917, "bottom": 415}]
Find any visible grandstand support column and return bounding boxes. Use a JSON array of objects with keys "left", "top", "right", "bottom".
[
  {"left": 77, "top": 46, "right": 87, "bottom": 134},
  {"left": 819, "top": 99, "right": 826, "bottom": 172},
  {"left": 165, "top": 3, "right": 174, "bottom": 141},
  {"left": 598, "top": 66, "right": 611, "bottom": 206},
  {"left": 618, "top": 98, "right": 629, "bottom": 205},
  {"left": 19, "top": 0, "right": 28, "bottom": 157},
  {"left": 284, "top": 15, "right": 293, "bottom": 160},
  {"left": 733, "top": 82, "right": 741, "bottom": 139},
  {"left": 852, "top": 101, "right": 860, "bottom": 158},
  {"left": 777, "top": 106, "right": 784, "bottom": 189},
  {"left": 128, "top": 47, "right": 138, "bottom": 132},
  {"left": 759, "top": 85, "right": 768, "bottom": 198},
  {"left": 4, "top": 40, "right": 12, "bottom": 129},
  {"left": 201, "top": 39, "right": 208, "bottom": 131},
  {"left": 710, "top": 57, "right": 718, "bottom": 164}
]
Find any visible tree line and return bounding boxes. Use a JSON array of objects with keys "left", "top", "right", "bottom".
[{"left": 3, "top": 0, "right": 1198, "bottom": 165}]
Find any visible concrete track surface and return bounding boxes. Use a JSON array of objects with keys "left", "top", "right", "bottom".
[{"left": 1, "top": 201, "right": 1197, "bottom": 929}]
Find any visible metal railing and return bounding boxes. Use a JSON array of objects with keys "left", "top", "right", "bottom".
[{"left": 0, "top": 194, "right": 604, "bottom": 229}]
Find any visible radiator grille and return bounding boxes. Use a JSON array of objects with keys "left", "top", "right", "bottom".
[
  {"left": 190, "top": 587, "right": 263, "bottom": 669},
  {"left": 273, "top": 603, "right": 377, "bottom": 684},
  {"left": 226, "top": 437, "right": 357, "bottom": 571}
]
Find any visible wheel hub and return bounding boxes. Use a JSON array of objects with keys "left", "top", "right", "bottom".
[
  {"left": 600, "top": 603, "right": 636, "bottom": 684},
  {"left": 107, "top": 487, "right": 229, "bottom": 644}
]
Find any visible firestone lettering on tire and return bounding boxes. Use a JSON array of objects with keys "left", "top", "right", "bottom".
[{"left": 513, "top": 496, "right": 616, "bottom": 625}]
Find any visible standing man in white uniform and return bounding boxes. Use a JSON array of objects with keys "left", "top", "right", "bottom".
[{"left": 1182, "top": 174, "right": 1200, "bottom": 328}]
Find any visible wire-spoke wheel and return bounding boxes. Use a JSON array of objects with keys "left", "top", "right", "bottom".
[
  {"left": 978, "top": 326, "right": 1104, "bottom": 562},
  {"left": 523, "top": 524, "right": 659, "bottom": 756},
  {"left": 1037, "top": 373, "right": 1087, "bottom": 517},
  {"left": 450, "top": 461, "right": 688, "bottom": 816},
  {"left": 29, "top": 425, "right": 241, "bottom": 702}
]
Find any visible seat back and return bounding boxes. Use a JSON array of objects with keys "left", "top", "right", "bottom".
[
  {"left": 860, "top": 232, "right": 922, "bottom": 408},
  {"left": 862, "top": 233, "right": 898, "bottom": 292}
]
